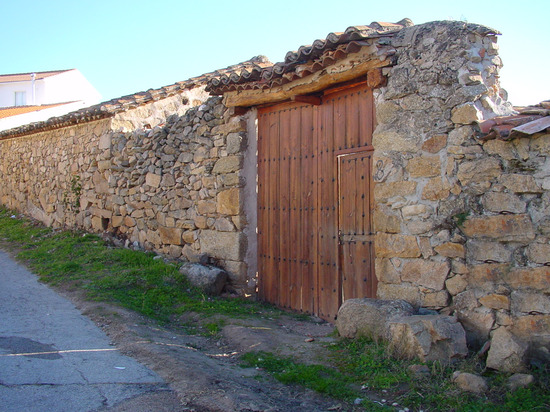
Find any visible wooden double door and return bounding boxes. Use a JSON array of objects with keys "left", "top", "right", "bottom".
[{"left": 257, "top": 83, "right": 376, "bottom": 320}]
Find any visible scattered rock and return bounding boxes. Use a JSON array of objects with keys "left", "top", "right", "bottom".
[
  {"left": 407, "top": 364, "right": 431, "bottom": 379},
  {"left": 507, "top": 373, "right": 535, "bottom": 391},
  {"left": 179, "top": 263, "right": 228, "bottom": 296},
  {"left": 486, "top": 327, "right": 528, "bottom": 372},
  {"left": 452, "top": 371, "right": 488, "bottom": 393},
  {"left": 387, "top": 315, "right": 467, "bottom": 363},
  {"left": 335, "top": 298, "right": 415, "bottom": 339}
]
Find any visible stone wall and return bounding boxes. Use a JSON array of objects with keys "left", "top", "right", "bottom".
[
  {"left": 0, "top": 88, "right": 252, "bottom": 290},
  {"left": 372, "top": 21, "right": 549, "bottom": 366}
]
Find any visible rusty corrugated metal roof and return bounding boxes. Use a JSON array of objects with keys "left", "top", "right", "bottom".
[
  {"left": 206, "top": 19, "right": 414, "bottom": 94},
  {"left": 0, "top": 57, "right": 270, "bottom": 140},
  {"left": 0, "top": 70, "right": 73, "bottom": 83}
]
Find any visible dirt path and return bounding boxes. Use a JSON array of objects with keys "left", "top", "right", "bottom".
[{"left": 62, "top": 290, "right": 357, "bottom": 412}]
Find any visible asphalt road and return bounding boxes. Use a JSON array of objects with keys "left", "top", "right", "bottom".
[{"left": 0, "top": 250, "right": 182, "bottom": 412}]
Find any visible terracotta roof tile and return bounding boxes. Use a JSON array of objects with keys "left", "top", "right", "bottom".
[
  {"left": 478, "top": 101, "right": 550, "bottom": 140},
  {"left": 207, "top": 19, "right": 413, "bottom": 94},
  {"left": 0, "top": 58, "right": 268, "bottom": 140},
  {"left": 0, "top": 102, "right": 75, "bottom": 119},
  {"left": 0, "top": 70, "right": 73, "bottom": 83}
]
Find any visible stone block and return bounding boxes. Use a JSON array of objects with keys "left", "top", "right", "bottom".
[
  {"left": 123, "top": 216, "right": 136, "bottom": 227},
  {"left": 374, "top": 181, "right": 417, "bottom": 201},
  {"left": 179, "top": 263, "right": 227, "bottom": 296},
  {"left": 212, "top": 155, "right": 241, "bottom": 174},
  {"left": 451, "top": 103, "right": 482, "bottom": 124},
  {"left": 197, "top": 200, "right": 217, "bottom": 215},
  {"left": 504, "top": 266, "right": 550, "bottom": 291},
  {"left": 387, "top": 315, "right": 468, "bottom": 363},
  {"left": 377, "top": 283, "right": 421, "bottom": 307},
  {"left": 511, "top": 291, "right": 550, "bottom": 314},
  {"left": 531, "top": 133, "right": 550, "bottom": 154},
  {"left": 335, "top": 298, "right": 415, "bottom": 339},
  {"left": 421, "top": 177, "right": 450, "bottom": 201},
  {"left": 486, "top": 327, "right": 528, "bottom": 372},
  {"left": 445, "top": 275, "right": 468, "bottom": 296},
  {"left": 422, "top": 134, "right": 447, "bottom": 153},
  {"left": 375, "top": 258, "right": 401, "bottom": 284},
  {"left": 482, "top": 192, "right": 526, "bottom": 214},
  {"left": 434, "top": 242, "right": 465, "bottom": 258},
  {"left": 422, "top": 290, "right": 450, "bottom": 308},
  {"left": 373, "top": 210, "right": 401, "bottom": 233},
  {"left": 217, "top": 188, "right": 240, "bottom": 215},
  {"left": 200, "top": 230, "right": 245, "bottom": 261},
  {"left": 401, "top": 259, "right": 450, "bottom": 290},
  {"left": 462, "top": 214, "right": 535, "bottom": 242},
  {"left": 407, "top": 156, "right": 441, "bottom": 178},
  {"left": 375, "top": 233, "right": 421, "bottom": 258},
  {"left": 483, "top": 139, "right": 518, "bottom": 160},
  {"left": 372, "top": 130, "right": 419, "bottom": 152},
  {"left": 500, "top": 174, "right": 542, "bottom": 194},
  {"left": 466, "top": 240, "right": 512, "bottom": 263},
  {"left": 455, "top": 306, "right": 495, "bottom": 347},
  {"left": 507, "top": 374, "right": 535, "bottom": 392},
  {"left": 402, "top": 204, "right": 431, "bottom": 219},
  {"left": 468, "top": 263, "right": 509, "bottom": 290},
  {"left": 145, "top": 172, "right": 161, "bottom": 188},
  {"left": 111, "top": 215, "right": 124, "bottom": 228},
  {"left": 526, "top": 243, "right": 550, "bottom": 265},
  {"left": 158, "top": 226, "right": 183, "bottom": 245},
  {"left": 479, "top": 294, "right": 510, "bottom": 310},
  {"left": 457, "top": 158, "right": 501, "bottom": 187}
]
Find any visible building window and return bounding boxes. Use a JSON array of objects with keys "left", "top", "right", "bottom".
[{"left": 15, "top": 91, "right": 26, "bottom": 106}]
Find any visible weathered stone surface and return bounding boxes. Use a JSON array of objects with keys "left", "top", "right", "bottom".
[
  {"left": 457, "top": 158, "right": 501, "bottom": 187},
  {"left": 422, "top": 134, "right": 447, "bottom": 153},
  {"left": 468, "top": 263, "right": 509, "bottom": 291},
  {"left": 375, "top": 258, "right": 401, "bottom": 284},
  {"left": 507, "top": 374, "right": 535, "bottom": 392},
  {"left": 145, "top": 172, "right": 161, "bottom": 188},
  {"left": 373, "top": 210, "right": 401, "bottom": 233},
  {"left": 200, "top": 230, "right": 245, "bottom": 261},
  {"left": 374, "top": 181, "right": 417, "bottom": 201},
  {"left": 486, "top": 327, "right": 528, "bottom": 372},
  {"left": 179, "top": 263, "right": 228, "bottom": 296},
  {"left": 217, "top": 188, "right": 240, "bottom": 215},
  {"left": 455, "top": 305, "right": 495, "bottom": 347},
  {"left": 482, "top": 192, "right": 526, "bottom": 214},
  {"left": 445, "top": 275, "right": 468, "bottom": 296},
  {"left": 421, "top": 177, "right": 450, "bottom": 201},
  {"left": 462, "top": 214, "right": 535, "bottom": 242},
  {"left": 377, "top": 283, "right": 421, "bottom": 307},
  {"left": 452, "top": 372, "right": 488, "bottom": 393},
  {"left": 372, "top": 130, "right": 419, "bottom": 152},
  {"left": 422, "top": 290, "right": 450, "bottom": 307},
  {"left": 526, "top": 243, "right": 550, "bottom": 265},
  {"left": 504, "top": 266, "right": 550, "bottom": 291},
  {"left": 500, "top": 174, "right": 542, "bottom": 194},
  {"left": 407, "top": 156, "right": 441, "bottom": 178},
  {"left": 511, "top": 291, "right": 550, "bottom": 314},
  {"left": 375, "top": 233, "right": 421, "bottom": 258},
  {"left": 158, "top": 226, "right": 183, "bottom": 245},
  {"left": 434, "top": 242, "right": 465, "bottom": 258},
  {"left": 467, "top": 240, "right": 512, "bottom": 263},
  {"left": 401, "top": 259, "right": 450, "bottom": 290},
  {"left": 387, "top": 315, "right": 468, "bottom": 363},
  {"left": 336, "top": 298, "right": 415, "bottom": 339},
  {"left": 212, "top": 156, "right": 241, "bottom": 174},
  {"left": 479, "top": 294, "right": 510, "bottom": 310},
  {"left": 531, "top": 133, "right": 550, "bottom": 154},
  {"left": 451, "top": 103, "right": 482, "bottom": 124}
]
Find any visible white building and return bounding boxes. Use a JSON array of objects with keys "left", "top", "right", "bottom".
[{"left": 0, "top": 69, "right": 102, "bottom": 131}]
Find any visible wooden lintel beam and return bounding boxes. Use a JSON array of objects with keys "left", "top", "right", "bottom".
[
  {"left": 222, "top": 48, "right": 391, "bottom": 108},
  {"left": 292, "top": 95, "right": 322, "bottom": 106}
]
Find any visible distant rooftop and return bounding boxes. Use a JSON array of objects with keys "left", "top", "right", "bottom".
[{"left": 0, "top": 70, "right": 74, "bottom": 83}]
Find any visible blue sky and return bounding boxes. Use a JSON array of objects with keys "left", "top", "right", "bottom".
[{"left": 1, "top": 0, "right": 548, "bottom": 105}]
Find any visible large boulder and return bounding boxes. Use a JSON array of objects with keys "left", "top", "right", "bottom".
[
  {"left": 336, "top": 298, "right": 415, "bottom": 339},
  {"left": 179, "top": 263, "right": 228, "bottom": 296},
  {"left": 486, "top": 327, "right": 528, "bottom": 373},
  {"left": 387, "top": 315, "right": 468, "bottom": 363}
]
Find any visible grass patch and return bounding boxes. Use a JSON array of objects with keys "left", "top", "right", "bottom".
[
  {"left": 0, "top": 207, "right": 276, "bottom": 322},
  {"left": 242, "top": 338, "right": 550, "bottom": 411}
]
